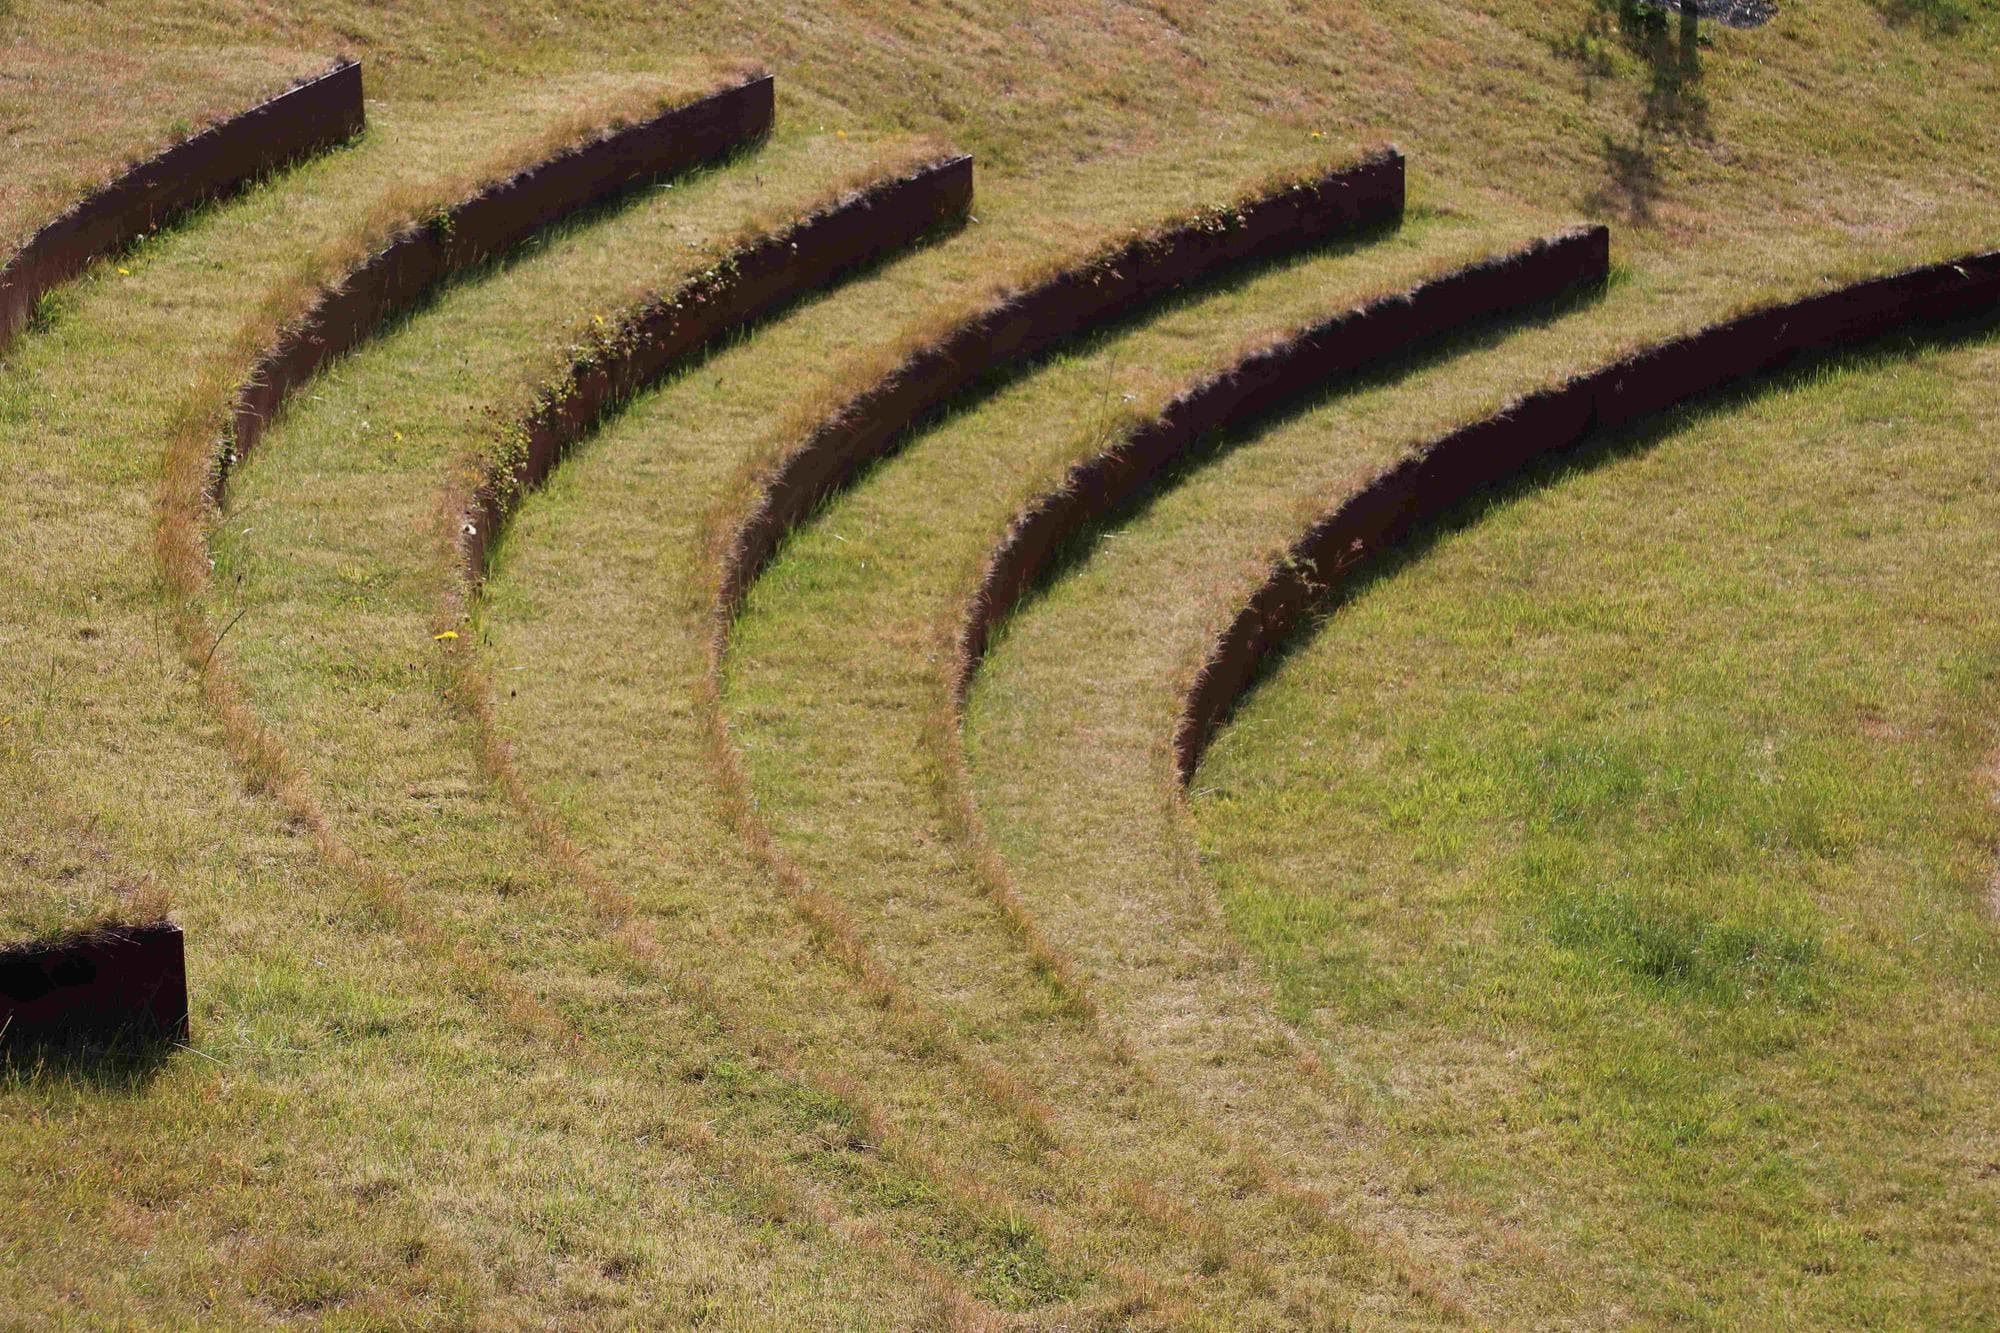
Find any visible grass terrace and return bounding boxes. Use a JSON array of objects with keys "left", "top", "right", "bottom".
[
  {"left": 2, "top": 0, "right": 1997, "bottom": 1324},
  {"left": 1184, "top": 338, "right": 2000, "bottom": 1321}
]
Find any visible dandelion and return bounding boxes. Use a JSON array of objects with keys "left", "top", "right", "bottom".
[
  {"left": 1310, "top": 131, "right": 1324, "bottom": 142},
  {"left": 433, "top": 629, "right": 459, "bottom": 641},
  {"left": 117, "top": 267, "right": 131, "bottom": 276},
  {"left": 836, "top": 129, "right": 847, "bottom": 140}
]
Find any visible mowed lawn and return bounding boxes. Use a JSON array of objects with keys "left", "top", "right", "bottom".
[
  {"left": 1190, "top": 338, "right": 2000, "bottom": 1322},
  {"left": 2, "top": 0, "right": 1998, "bottom": 1325}
]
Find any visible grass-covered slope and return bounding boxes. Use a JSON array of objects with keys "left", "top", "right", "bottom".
[
  {"left": 0, "top": 77, "right": 960, "bottom": 1324},
  {"left": 473, "top": 179, "right": 1365, "bottom": 1327},
  {"left": 206, "top": 126, "right": 1065, "bottom": 1321},
  {"left": 723, "top": 213, "right": 1613, "bottom": 1320},
  {"left": 1186, "top": 339, "right": 2000, "bottom": 1321},
  {"left": 3, "top": 0, "right": 1997, "bottom": 1324}
]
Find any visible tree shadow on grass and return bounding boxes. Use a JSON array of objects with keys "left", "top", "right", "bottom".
[{"left": 1561, "top": 1, "right": 1712, "bottom": 225}]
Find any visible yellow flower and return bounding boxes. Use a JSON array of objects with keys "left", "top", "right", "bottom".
[
  {"left": 117, "top": 267, "right": 131, "bottom": 275},
  {"left": 433, "top": 629, "right": 459, "bottom": 641},
  {"left": 836, "top": 129, "right": 847, "bottom": 140}
]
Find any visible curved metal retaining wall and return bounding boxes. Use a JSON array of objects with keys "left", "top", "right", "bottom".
[
  {"left": 460, "top": 153, "right": 975, "bottom": 575},
  {"left": 219, "top": 72, "right": 776, "bottom": 494},
  {"left": 716, "top": 148, "right": 1409, "bottom": 614},
  {"left": 954, "top": 226, "right": 1611, "bottom": 700},
  {"left": 0, "top": 923, "right": 187, "bottom": 1049},
  {"left": 1174, "top": 246, "right": 2000, "bottom": 783},
  {"left": 0, "top": 60, "right": 365, "bottom": 354},
  {"left": 126, "top": 74, "right": 770, "bottom": 1046}
]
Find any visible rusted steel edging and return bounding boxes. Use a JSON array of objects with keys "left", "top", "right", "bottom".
[
  {"left": 716, "top": 148, "right": 1409, "bottom": 617},
  {"left": 0, "top": 923, "right": 188, "bottom": 1050},
  {"left": 0, "top": 60, "right": 363, "bottom": 1030},
  {"left": 460, "top": 153, "right": 975, "bottom": 576},
  {"left": 218, "top": 72, "right": 776, "bottom": 497},
  {"left": 1174, "top": 245, "right": 2000, "bottom": 782},
  {"left": 0, "top": 60, "right": 365, "bottom": 354},
  {"left": 124, "top": 73, "right": 770, "bottom": 1047},
  {"left": 954, "top": 226, "right": 1611, "bottom": 700}
]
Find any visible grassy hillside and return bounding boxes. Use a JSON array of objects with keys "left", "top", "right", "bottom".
[
  {"left": 1183, "top": 342, "right": 2000, "bottom": 1321},
  {"left": 3, "top": 0, "right": 1996, "bottom": 1325}
]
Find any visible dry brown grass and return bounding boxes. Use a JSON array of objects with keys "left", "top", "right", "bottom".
[
  {"left": 5, "top": 0, "right": 1998, "bottom": 1322},
  {"left": 0, "top": 44, "right": 326, "bottom": 250},
  {"left": 416, "top": 142, "right": 1194, "bottom": 1323}
]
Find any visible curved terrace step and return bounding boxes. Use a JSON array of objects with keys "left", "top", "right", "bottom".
[
  {"left": 957, "top": 242, "right": 2000, "bottom": 1328},
  {"left": 714, "top": 166, "right": 1601, "bottom": 1322},
  {"left": 1, "top": 73, "right": 932, "bottom": 1323},
  {"left": 954, "top": 225, "right": 1609, "bottom": 694},
  {"left": 455, "top": 150, "right": 973, "bottom": 579},
  {"left": 713, "top": 148, "right": 1407, "bottom": 616},
  {"left": 0, "top": 59, "right": 363, "bottom": 354},
  {"left": 217, "top": 68, "right": 773, "bottom": 493},
  {"left": 1177, "top": 246, "right": 2000, "bottom": 778},
  {"left": 462, "top": 149, "right": 1328, "bottom": 1321},
  {"left": 1185, "top": 328, "right": 2000, "bottom": 1323},
  {"left": 206, "top": 124, "right": 1096, "bottom": 1318}
]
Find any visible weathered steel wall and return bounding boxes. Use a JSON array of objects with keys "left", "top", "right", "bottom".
[
  {"left": 1175, "top": 246, "right": 2000, "bottom": 781},
  {"left": 221, "top": 73, "right": 776, "bottom": 494},
  {"left": 0, "top": 60, "right": 365, "bottom": 353},
  {"left": 717, "top": 149, "right": 1409, "bottom": 617},
  {"left": 956, "top": 226, "right": 1611, "bottom": 697},
  {"left": 0, "top": 923, "right": 188, "bottom": 1049},
  {"left": 461, "top": 153, "right": 976, "bottom": 576}
]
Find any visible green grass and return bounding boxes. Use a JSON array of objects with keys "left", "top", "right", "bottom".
[
  {"left": 479, "top": 155, "right": 1420, "bottom": 1328},
  {"left": 210, "top": 121, "right": 1136, "bottom": 1319},
  {"left": 726, "top": 213, "right": 1609, "bottom": 1320},
  {"left": 0, "top": 42, "right": 320, "bottom": 251},
  {"left": 3, "top": 0, "right": 1998, "bottom": 1323},
  {"left": 1184, "top": 343, "right": 2000, "bottom": 1321},
  {"left": 1, "top": 77, "right": 971, "bottom": 1325}
]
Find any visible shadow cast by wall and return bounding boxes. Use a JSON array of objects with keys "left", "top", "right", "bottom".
[
  {"left": 1214, "top": 317, "right": 1998, "bottom": 754},
  {"left": 1176, "top": 248, "right": 2000, "bottom": 781}
]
